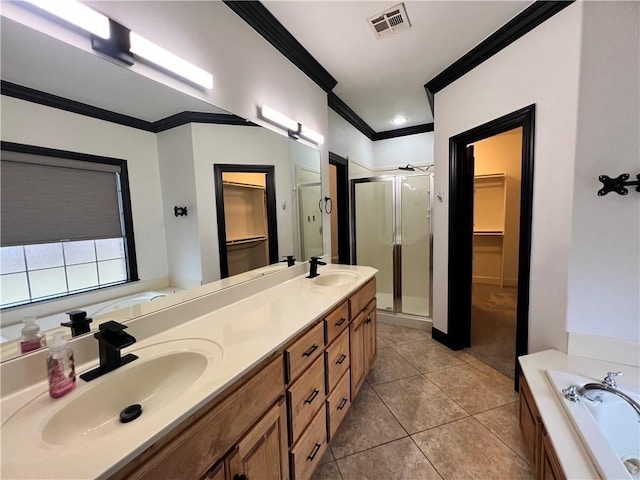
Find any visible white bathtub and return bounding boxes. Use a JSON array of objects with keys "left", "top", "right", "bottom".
[{"left": 546, "top": 370, "right": 640, "bottom": 480}]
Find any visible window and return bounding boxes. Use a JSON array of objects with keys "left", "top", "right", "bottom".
[{"left": 0, "top": 142, "right": 138, "bottom": 308}]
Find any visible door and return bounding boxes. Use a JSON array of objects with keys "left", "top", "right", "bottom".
[
  {"left": 328, "top": 152, "right": 350, "bottom": 264},
  {"left": 349, "top": 310, "right": 365, "bottom": 399},
  {"left": 363, "top": 300, "right": 377, "bottom": 370}
]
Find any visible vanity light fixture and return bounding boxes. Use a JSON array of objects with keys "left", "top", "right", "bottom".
[
  {"left": 129, "top": 33, "right": 213, "bottom": 89},
  {"left": 300, "top": 125, "right": 324, "bottom": 145},
  {"left": 261, "top": 106, "right": 324, "bottom": 145},
  {"left": 23, "top": 0, "right": 111, "bottom": 39}
]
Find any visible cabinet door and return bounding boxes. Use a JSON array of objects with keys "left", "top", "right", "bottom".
[
  {"left": 540, "top": 426, "right": 566, "bottom": 480},
  {"left": 363, "top": 300, "right": 377, "bottom": 372},
  {"left": 350, "top": 311, "right": 365, "bottom": 399},
  {"left": 228, "top": 399, "right": 289, "bottom": 480},
  {"left": 518, "top": 374, "right": 540, "bottom": 467}
]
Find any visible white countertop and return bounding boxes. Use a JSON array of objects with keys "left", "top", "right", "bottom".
[
  {"left": 0, "top": 264, "right": 376, "bottom": 480},
  {"left": 519, "top": 349, "right": 640, "bottom": 479}
]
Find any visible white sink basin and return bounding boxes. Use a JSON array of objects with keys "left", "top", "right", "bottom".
[
  {"left": 2, "top": 338, "right": 223, "bottom": 447},
  {"left": 313, "top": 270, "right": 360, "bottom": 287}
]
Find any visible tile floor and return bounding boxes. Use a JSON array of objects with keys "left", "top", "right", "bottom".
[{"left": 312, "top": 323, "right": 532, "bottom": 480}]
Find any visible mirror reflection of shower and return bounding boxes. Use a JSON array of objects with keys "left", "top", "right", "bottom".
[{"left": 351, "top": 165, "right": 433, "bottom": 318}]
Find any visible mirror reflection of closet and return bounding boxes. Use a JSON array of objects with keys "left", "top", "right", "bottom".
[{"left": 214, "top": 165, "right": 278, "bottom": 278}]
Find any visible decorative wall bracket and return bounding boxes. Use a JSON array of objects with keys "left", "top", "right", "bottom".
[
  {"left": 597, "top": 173, "right": 640, "bottom": 196},
  {"left": 174, "top": 206, "right": 188, "bottom": 217}
]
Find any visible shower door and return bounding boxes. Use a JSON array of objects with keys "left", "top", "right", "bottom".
[{"left": 352, "top": 174, "right": 432, "bottom": 317}]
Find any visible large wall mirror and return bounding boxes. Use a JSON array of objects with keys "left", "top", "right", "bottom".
[{"left": 0, "top": 16, "right": 323, "bottom": 362}]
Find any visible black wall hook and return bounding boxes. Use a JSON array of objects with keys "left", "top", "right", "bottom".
[
  {"left": 174, "top": 206, "right": 188, "bottom": 216},
  {"left": 597, "top": 173, "right": 640, "bottom": 196}
]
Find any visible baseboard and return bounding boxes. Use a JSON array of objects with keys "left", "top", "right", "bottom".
[
  {"left": 377, "top": 311, "right": 431, "bottom": 330},
  {"left": 431, "top": 327, "right": 465, "bottom": 351},
  {"left": 567, "top": 332, "right": 640, "bottom": 367}
]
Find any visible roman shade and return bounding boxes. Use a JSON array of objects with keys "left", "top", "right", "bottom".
[{"left": 1, "top": 149, "right": 124, "bottom": 246}]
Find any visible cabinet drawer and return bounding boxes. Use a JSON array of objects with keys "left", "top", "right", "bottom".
[
  {"left": 324, "top": 301, "right": 349, "bottom": 345},
  {"left": 349, "top": 278, "right": 376, "bottom": 319},
  {"left": 325, "top": 328, "right": 350, "bottom": 394},
  {"left": 287, "top": 355, "right": 325, "bottom": 445},
  {"left": 285, "top": 322, "right": 324, "bottom": 383},
  {"left": 326, "top": 370, "right": 351, "bottom": 440},
  {"left": 290, "top": 406, "right": 327, "bottom": 480}
]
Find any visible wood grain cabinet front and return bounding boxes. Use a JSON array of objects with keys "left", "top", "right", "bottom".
[
  {"left": 324, "top": 301, "right": 349, "bottom": 345},
  {"left": 290, "top": 406, "right": 327, "bottom": 480},
  {"left": 285, "top": 322, "right": 324, "bottom": 383},
  {"left": 326, "top": 370, "right": 351, "bottom": 440},
  {"left": 349, "top": 310, "right": 366, "bottom": 400},
  {"left": 287, "top": 355, "right": 325, "bottom": 445},
  {"left": 363, "top": 300, "right": 377, "bottom": 372},
  {"left": 325, "top": 328, "right": 350, "bottom": 394}
]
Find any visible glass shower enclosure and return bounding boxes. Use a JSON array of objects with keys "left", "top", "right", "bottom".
[{"left": 351, "top": 174, "right": 432, "bottom": 317}]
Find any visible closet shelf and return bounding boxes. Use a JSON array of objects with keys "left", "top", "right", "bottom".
[
  {"left": 473, "top": 230, "right": 504, "bottom": 236},
  {"left": 223, "top": 180, "right": 265, "bottom": 190},
  {"left": 226, "top": 235, "right": 267, "bottom": 246}
]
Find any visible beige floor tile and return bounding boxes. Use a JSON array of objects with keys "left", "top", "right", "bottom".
[
  {"left": 318, "top": 447, "right": 335, "bottom": 465},
  {"left": 474, "top": 402, "right": 529, "bottom": 462},
  {"left": 393, "top": 341, "right": 467, "bottom": 373},
  {"left": 426, "top": 364, "right": 517, "bottom": 414},
  {"left": 450, "top": 350, "right": 478, "bottom": 363},
  {"left": 377, "top": 323, "right": 431, "bottom": 346},
  {"left": 336, "top": 437, "right": 442, "bottom": 480},
  {"left": 469, "top": 360, "right": 515, "bottom": 388},
  {"left": 412, "top": 417, "right": 532, "bottom": 480},
  {"left": 311, "top": 461, "right": 342, "bottom": 480},
  {"left": 329, "top": 382, "right": 407, "bottom": 459},
  {"left": 372, "top": 375, "right": 468, "bottom": 434},
  {"left": 366, "top": 347, "right": 421, "bottom": 385},
  {"left": 377, "top": 335, "right": 389, "bottom": 348}
]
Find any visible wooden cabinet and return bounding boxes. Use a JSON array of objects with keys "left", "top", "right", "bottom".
[
  {"left": 228, "top": 400, "right": 289, "bottom": 480},
  {"left": 112, "top": 276, "right": 377, "bottom": 480},
  {"left": 519, "top": 374, "right": 566, "bottom": 480}
]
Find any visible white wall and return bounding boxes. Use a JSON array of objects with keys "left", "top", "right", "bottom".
[
  {"left": 1, "top": 96, "right": 169, "bottom": 317},
  {"left": 328, "top": 109, "right": 374, "bottom": 170},
  {"left": 190, "top": 124, "right": 291, "bottom": 283},
  {"left": 566, "top": 1, "right": 640, "bottom": 342},
  {"left": 432, "top": 3, "right": 584, "bottom": 353},
  {"left": 156, "top": 125, "right": 202, "bottom": 289},
  {"left": 373, "top": 132, "right": 434, "bottom": 170}
]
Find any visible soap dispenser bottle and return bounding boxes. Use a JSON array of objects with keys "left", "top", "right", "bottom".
[
  {"left": 19, "top": 317, "right": 44, "bottom": 354},
  {"left": 46, "top": 332, "right": 76, "bottom": 398}
]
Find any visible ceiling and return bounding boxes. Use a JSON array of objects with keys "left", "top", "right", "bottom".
[{"left": 263, "top": 1, "right": 533, "bottom": 132}]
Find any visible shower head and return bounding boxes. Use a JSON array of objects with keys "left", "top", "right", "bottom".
[{"left": 398, "top": 164, "right": 415, "bottom": 171}]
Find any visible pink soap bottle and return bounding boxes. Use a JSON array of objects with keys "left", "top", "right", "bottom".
[
  {"left": 46, "top": 332, "right": 76, "bottom": 398},
  {"left": 19, "top": 317, "right": 44, "bottom": 354}
]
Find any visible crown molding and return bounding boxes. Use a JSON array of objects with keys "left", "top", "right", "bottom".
[
  {"left": 375, "top": 123, "right": 434, "bottom": 141},
  {"left": 424, "top": 1, "right": 574, "bottom": 109},
  {"left": 223, "top": 1, "right": 337, "bottom": 93},
  {"left": 328, "top": 92, "right": 376, "bottom": 141},
  {"left": 1, "top": 81, "right": 255, "bottom": 132}
]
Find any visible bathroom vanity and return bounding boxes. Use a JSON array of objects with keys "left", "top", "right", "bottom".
[{"left": 0, "top": 265, "right": 377, "bottom": 480}]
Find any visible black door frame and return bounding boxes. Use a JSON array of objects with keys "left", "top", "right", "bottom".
[
  {"left": 438, "top": 104, "right": 535, "bottom": 388},
  {"left": 214, "top": 164, "right": 278, "bottom": 278},
  {"left": 328, "top": 152, "right": 351, "bottom": 264}
]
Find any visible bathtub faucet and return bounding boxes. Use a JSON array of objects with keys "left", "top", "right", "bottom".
[{"left": 579, "top": 382, "right": 640, "bottom": 421}]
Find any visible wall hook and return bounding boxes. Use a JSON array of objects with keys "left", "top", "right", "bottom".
[
  {"left": 174, "top": 206, "right": 188, "bottom": 217},
  {"left": 597, "top": 173, "right": 640, "bottom": 196}
]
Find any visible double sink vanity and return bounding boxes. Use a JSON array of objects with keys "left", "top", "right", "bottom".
[{"left": 1, "top": 264, "right": 377, "bottom": 480}]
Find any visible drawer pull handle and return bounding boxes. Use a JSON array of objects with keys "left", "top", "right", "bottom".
[
  {"left": 305, "top": 389, "right": 320, "bottom": 404},
  {"left": 307, "top": 443, "right": 322, "bottom": 461},
  {"left": 233, "top": 475, "right": 247, "bottom": 480},
  {"left": 303, "top": 344, "right": 318, "bottom": 357},
  {"left": 337, "top": 398, "right": 348, "bottom": 410},
  {"left": 335, "top": 317, "right": 346, "bottom": 327},
  {"left": 336, "top": 354, "right": 347, "bottom": 365},
  {"left": 365, "top": 316, "right": 371, "bottom": 324}
]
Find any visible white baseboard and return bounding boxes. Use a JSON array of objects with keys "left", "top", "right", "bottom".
[
  {"left": 567, "top": 332, "right": 640, "bottom": 367},
  {"left": 377, "top": 311, "right": 432, "bottom": 330}
]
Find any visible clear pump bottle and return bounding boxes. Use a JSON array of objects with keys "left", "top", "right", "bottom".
[
  {"left": 47, "top": 332, "right": 76, "bottom": 398},
  {"left": 19, "top": 317, "right": 44, "bottom": 354}
]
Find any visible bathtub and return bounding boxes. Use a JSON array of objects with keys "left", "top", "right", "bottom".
[{"left": 546, "top": 370, "right": 640, "bottom": 479}]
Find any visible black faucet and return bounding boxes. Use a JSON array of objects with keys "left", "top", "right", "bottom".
[
  {"left": 281, "top": 255, "right": 296, "bottom": 267},
  {"left": 80, "top": 321, "right": 138, "bottom": 382},
  {"left": 306, "top": 256, "right": 326, "bottom": 278},
  {"left": 61, "top": 310, "right": 93, "bottom": 337}
]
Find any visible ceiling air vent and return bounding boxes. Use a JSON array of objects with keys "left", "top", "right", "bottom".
[{"left": 367, "top": 3, "right": 411, "bottom": 40}]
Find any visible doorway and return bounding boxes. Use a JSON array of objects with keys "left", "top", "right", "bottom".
[
  {"left": 328, "top": 152, "right": 350, "bottom": 264},
  {"left": 214, "top": 164, "right": 278, "bottom": 278},
  {"left": 445, "top": 105, "right": 535, "bottom": 388}
]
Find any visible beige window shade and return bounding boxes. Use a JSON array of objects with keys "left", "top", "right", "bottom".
[{"left": 1, "top": 150, "right": 123, "bottom": 246}]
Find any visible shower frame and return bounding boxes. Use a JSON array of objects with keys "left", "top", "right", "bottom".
[{"left": 350, "top": 173, "right": 434, "bottom": 318}]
